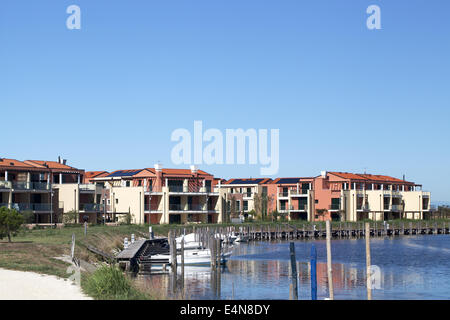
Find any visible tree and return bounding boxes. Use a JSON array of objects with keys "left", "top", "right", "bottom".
[
  {"left": 227, "top": 195, "right": 239, "bottom": 219},
  {"left": 0, "top": 207, "right": 25, "bottom": 242},
  {"left": 271, "top": 210, "right": 280, "bottom": 222},
  {"left": 254, "top": 192, "right": 273, "bottom": 221}
]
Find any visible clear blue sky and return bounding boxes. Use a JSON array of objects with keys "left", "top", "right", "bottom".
[{"left": 1, "top": 1, "right": 449, "bottom": 201}]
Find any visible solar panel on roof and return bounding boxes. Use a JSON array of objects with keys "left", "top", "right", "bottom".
[
  {"left": 107, "top": 170, "right": 142, "bottom": 177},
  {"left": 229, "top": 178, "right": 265, "bottom": 184},
  {"left": 276, "top": 178, "right": 300, "bottom": 184}
]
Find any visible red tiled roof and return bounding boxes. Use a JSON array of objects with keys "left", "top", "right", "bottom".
[
  {"left": 0, "top": 158, "right": 37, "bottom": 169},
  {"left": 328, "top": 172, "right": 414, "bottom": 184},
  {"left": 85, "top": 171, "right": 109, "bottom": 179},
  {"left": 24, "top": 160, "right": 82, "bottom": 171}
]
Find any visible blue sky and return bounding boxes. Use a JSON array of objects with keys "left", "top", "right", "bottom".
[{"left": 1, "top": 1, "right": 449, "bottom": 200}]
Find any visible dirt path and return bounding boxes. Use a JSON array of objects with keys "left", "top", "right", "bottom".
[{"left": 0, "top": 268, "right": 91, "bottom": 300}]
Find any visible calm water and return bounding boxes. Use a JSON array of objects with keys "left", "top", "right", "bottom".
[{"left": 141, "top": 234, "right": 450, "bottom": 300}]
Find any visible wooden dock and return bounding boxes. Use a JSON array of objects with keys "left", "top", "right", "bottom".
[{"left": 116, "top": 237, "right": 169, "bottom": 274}]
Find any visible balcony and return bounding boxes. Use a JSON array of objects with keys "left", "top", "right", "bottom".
[
  {"left": 7, "top": 182, "right": 51, "bottom": 191},
  {"left": 329, "top": 203, "right": 341, "bottom": 211},
  {"left": 144, "top": 204, "right": 162, "bottom": 212},
  {"left": 357, "top": 204, "right": 369, "bottom": 211},
  {"left": 0, "top": 181, "right": 12, "bottom": 189},
  {"left": 290, "top": 189, "right": 309, "bottom": 196},
  {"left": 289, "top": 204, "right": 307, "bottom": 212},
  {"left": 10, "top": 203, "right": 52, "bottom": 212},
  {"left": 79, "top": 184, "right": 96, "bottom": 192},
  {"left": 80, "top": 203, "right": 103, "bottom": 212},
  {"left": 278, "top": 192, "right": 289, "bottom": 198},
  {"left": 169, "top": 203, "right": 208, "bottom": 212}
]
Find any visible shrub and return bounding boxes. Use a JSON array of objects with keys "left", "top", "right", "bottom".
[{"left": 82, "top": 265, "right": 148, "bottom": 300}]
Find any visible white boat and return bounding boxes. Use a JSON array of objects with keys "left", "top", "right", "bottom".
[{"left": 150, "top": 248, "right": 232, "bottom": 266}]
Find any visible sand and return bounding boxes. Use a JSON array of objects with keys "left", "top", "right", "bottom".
[{"left": 0, "top": 268, "right": 91, "bottom": 300}]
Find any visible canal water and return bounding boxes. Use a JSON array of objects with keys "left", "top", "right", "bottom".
[{"left": 141, "top": 234, "right": 450, "bottom": 300}]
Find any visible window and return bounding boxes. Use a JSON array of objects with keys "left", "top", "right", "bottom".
[
  {"left": 236, "top": 200, "right": 241, "bottom": 211},
  {"left": 315, "top": 199, "right": 318, "bottom": 204},
  {"left": 115, "top": 199, "right": 119, "bottom": 204},
  {"left": 243, "top": 200, "right": 248, "bottom": 211},
  {"left": 125, "top": 181, "right": 131, "bottom": 187},
  {"left": 137, "top": 180, "right": 142, "bottom": 187}
]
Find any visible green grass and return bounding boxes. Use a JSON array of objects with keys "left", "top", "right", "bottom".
[{"left": 81, "top": 265, "right": 149, "bottom": 300}]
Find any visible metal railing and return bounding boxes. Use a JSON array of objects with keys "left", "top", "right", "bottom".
[
  {"left": 80, "top": 203, "right": 103, "bottom": 211},
  {"left": 357, "top": 204, "right": 369, "bottom": 211},
  {"left": 144, "top": 204, "right": 161, "bottom": 211},
  {"left": 290, "top": 189, "right": 309, "bottom": 195},
  {"left": 79, "top": 184, "right": 96, "bottom": 191},
  {"left": 168, "top": 186, "right": 184, "bottom": 192},
  {"left": 289, "top": 204, "right": 307, "bottom": 211},
  {"left": 278, "top": 192, "right": 289, "bottom": 197},
  {"left": 0, "top": 181, "right": 12, "bottom": 189},
  {"left": 10, "top": 203, "right": 52, "bottom": 211},
  {"left": 329, "top": 203, "right": 341, "bottom": 210}
]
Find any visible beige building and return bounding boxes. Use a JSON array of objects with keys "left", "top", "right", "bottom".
[{"left": 93, "top": 165, "right": 223, "bottom": 225}]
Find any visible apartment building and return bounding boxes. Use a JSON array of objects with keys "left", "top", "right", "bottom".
[
  {"left": 313, "top": 171, "right": 431, "bottom": 221},
  {"left": 267, "top": 177, "right": 315, "bottom": 221},
  {"left": 219, "top": 178, "right": 273, "bottom": 219},
  {"left": 25, "top": 159, "right": 104, "bottom": 223},
  {"left": 93, "top": 164, "right": 223, "bottom": 225},
  {"left": 0, "top": 158, "right": 57, "bottom": 223}
]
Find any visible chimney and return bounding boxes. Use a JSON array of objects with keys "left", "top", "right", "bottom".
[
  {"left": 403, "top": 174, "right": 405, "bottom": 181},
  {"left": 58, "top": 156, "right": 61, "bottom": 164},
  {"left": 63, "top": 159, "right": 67, "bottom": 165},
  {"left": 154, "top": 163, "right": 163, "bottom": 191},
  {"left": 321, "top": 171, "right": 327, "bottom": 178},
  {"left": 154, "top": 163, "right": 162, "bottom": 172},
  {"left": 190, "top": 165, "right": 198, "bottom": 174}
]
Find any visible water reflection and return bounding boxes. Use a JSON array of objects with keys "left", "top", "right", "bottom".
[{"left": 138, "top": 235, "right": 450, "bottom": 300}]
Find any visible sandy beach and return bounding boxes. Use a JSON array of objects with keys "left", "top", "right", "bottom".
[{"left": 0, "top": 268, "right": 91, "bottom": 300}]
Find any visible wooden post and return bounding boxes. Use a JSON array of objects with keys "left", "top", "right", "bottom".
[
  {"left": 310, "top": 244, "right": 317, "bottom": 300},
  {"left": 149, "top": 226, "right": 154, "bottom": 240},
  {"left": 84, "top": 222, "right": 87, "bottom": 237},
  {"left": 289, "top": 242, "right": 298, "bottom": 300},
  {"left": 71, "top": 233, "right": 75, "bottom": 260},
  {"left": 325, "top": 220, "right": 334, "bottom": 300},
  {"left": 365, "top": 222, "right": 372, "bottom": 300},
  {"left": 181, "top": 237, "right": 185, "bottom": 286},
  {"left": 210, "top": 236, "right": 216, "bottom": 269}
]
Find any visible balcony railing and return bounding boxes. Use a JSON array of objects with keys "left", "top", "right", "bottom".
[
  {"left": 144, "top": 204, "right": 161, "bottom": 211},
  {"left": 0, "top": 181, "right": 12, "bottom": 189},
  {"left": 290, "top": 189, "right": 309, "bottom": 195},
  {"left": 169, "top": 204, "right": 183, "bottom": 211},
  {"left": 10, "top": 203, "right": 52, "bottom": 211},
  {"left": 79, "top": 184, "right": 96, "bottom": 191},
  {"left": 169, "top": 203, "right": 207, "bottom": 211},
  {"left": 329, "top": 203, "right": 341, "bottom": 210},
  {"left": 168, "top": 186, "right": 184, "bottom": 193},
  {"left": 357, "top": 204, "right": 369, "bottom": 211},
  {"left": 5, "top": 182, "right": 51, "bottom": 190},
  {"left": 278, "top": 192, "right": 289, "bottom": 198},
  {"left": 289, "top": 204, "right": 307, "bottom": 211},
  {"left": 391, "top": 204, "right": 403, "bottom": 211},
  {"left": 80, "top": 203, "right": 103, "bottom": 212}
]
